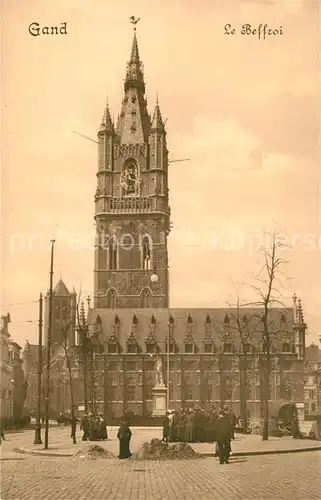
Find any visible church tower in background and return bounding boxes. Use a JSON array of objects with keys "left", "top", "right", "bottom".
[{"left": 94, "top": 24, "right": 170, "bottom": 309}]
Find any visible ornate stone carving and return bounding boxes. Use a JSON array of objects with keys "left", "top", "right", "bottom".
[
  {"left": 115, "top": 144, "right": 148, "bottom": 159},
  {"left": 155, "top": 356, "right": 164, "bottom": 386}
]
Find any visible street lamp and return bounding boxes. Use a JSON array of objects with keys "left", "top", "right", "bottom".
[{"left": 150, "top": 273, "right": 159, "bottom": 284}]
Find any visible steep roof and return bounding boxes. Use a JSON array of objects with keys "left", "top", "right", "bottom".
[
  {"left": 53, "top": 279, "right": 70, "bottom": 296},
  {"left": 88, "top": 307, "right": 296, "bottom": 350}
]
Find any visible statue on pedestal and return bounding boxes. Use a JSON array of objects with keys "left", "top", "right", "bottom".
[
  {"left": 152, "top": 356, "right": 167, "bottom": 416},
  {"left": 155, "top": 356, "right": 164, "bottom": 386}
]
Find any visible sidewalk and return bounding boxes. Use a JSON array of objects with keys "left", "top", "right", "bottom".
[{"left": 13, "top": 426, "right": 321, "bottom": 458}]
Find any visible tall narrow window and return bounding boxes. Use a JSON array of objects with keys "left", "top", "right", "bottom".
[
  {"left": 108, "top": 238, "right": 117, "bottom": 270},
  {"left": 141, "top": 289, "right": 151, "bottom": 308},
  {"left": 98, "top": 246, "right": 107, "bottom": 269},
  {"left": 282, "top": 342, "right": 291, "bottom": 353},
  {"left": 141, "top": 236, "right": 152, "bottom": 270},
  {"left": 107, "top": 289, "right": 116, "bottom": 309}
]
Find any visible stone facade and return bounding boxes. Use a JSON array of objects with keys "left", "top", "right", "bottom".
[
  {"left": 75, "top": 306, "right": 306, "bottom": 419},
  {"left": 74, "top": 30, "right": 307, "bottom": 420},
  {"left": 0, "top": 314, "right": 26, "bottom": 421},
  {"left": 23, "top": 279, "right": 78, "bottom": 417},
  {"left": 304, "top": 343, "right": 321, "bottom": 416},
  {"left": 23, "top": 30, "right": 308, "bottom": 422},
  {"left": 93, "top": 30, "right": 170, "bottom": 310}
]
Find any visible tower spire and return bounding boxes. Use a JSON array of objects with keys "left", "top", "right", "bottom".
[
  {"left": 117, "top": 18, "right": 149, "bottom": 143},
  {"left": 125, "top": 17, "right": 144, "bottom": 92},
  {"left": 100, "top": 98, "right": 114, "bottom": 133},
  {"left": 151, "top": 96, "right": 165, "bottom": 131}
]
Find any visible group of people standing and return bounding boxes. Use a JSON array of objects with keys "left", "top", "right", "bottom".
[
  {"left": 77, "top": 405, "right": 237, "bottom": 463},
  {"left": 80, "top": 412, "right": 108, "bottom": 441},
  {"left": 162, "top": 406, "right": 237, "bottom": 444},
  {"left": 162, "top": 405, "right": 237, "bottom": 464}
]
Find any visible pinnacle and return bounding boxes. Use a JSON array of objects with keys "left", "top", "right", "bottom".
[
  {"left": 130, "top": 31, "right": 140, "bottom": 62},
  {"left": 151, "top": 100, "right": 164, "bottom": 131},
  {"left": 79, "top": 301, "right": 86, "bottom": 326},
  {"left": 125, "top": 31, "right": 145, "bottom": 89},
  {"left": 100, "top": 100, "right": 114, "bottom": 132}
]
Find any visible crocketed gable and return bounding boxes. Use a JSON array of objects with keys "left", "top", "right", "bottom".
[{"left": 87, "top": 307, "right": 295, "bottom": 352}]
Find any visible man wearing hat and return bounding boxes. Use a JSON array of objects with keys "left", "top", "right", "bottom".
[
  {"left": 215, "top": 409, "right": 232, "bottom": 464},
  {"left": 80, "top": 413, "right": 90, "bottom": 441}
]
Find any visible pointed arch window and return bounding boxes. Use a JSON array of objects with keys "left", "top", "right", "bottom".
[
  {"left": 281, "top": 342, "right": 291, "bottom": 353},
  {"left": 242, "top": 340, "right": 252, "bottom": 354},
  {"left": 204, "top": 343, "right": 213, "bottom": 354},
  {"left": 108, "top": 238, "right": 118, "bottom": 270},
  {"left": 127, "top": 332, "right": 139, "bottom": 354},
  {"left": 223, "top": 342, "right": 233, "bottom": 354},
  {"left": 141, "top": 288, "right": 152, "bottom": 308},
  {"left": 107, "top": 289, "right": 116, "bottom": 309},
  {"left": 141, "top": 236, "right": 152, "bottom": 270}
]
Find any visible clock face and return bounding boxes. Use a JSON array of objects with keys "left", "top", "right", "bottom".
[{"left": 120, "top": 164, "right": 141, "bottom": 194}]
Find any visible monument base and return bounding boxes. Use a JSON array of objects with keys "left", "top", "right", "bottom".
[
  {"left": 152, "top": 384, "right": 167, "bottom": 417},
  {"left": 296, "top": 402, "right": 305, "bottom": 425}
]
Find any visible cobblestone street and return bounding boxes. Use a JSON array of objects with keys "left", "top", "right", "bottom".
[
  {"left": 1, "top": 429, "right": 321, "bottom": 499},
  {"left": 1, "top": 450, "right": 321, "bottom": 499}
]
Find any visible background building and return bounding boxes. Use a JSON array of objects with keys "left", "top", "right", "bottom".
[
  {"left": 304, "top": 342, "right": 321, "bottom": 417},
  {"left": 23, "top": 280, "right": 78, "bottom": 417},
  {"left": 0, "top": 314, "right": 26, "bottom": 422}
]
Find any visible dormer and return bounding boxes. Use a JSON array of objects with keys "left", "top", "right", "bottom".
[
  {"left": 203, "top": 314, "right": 214, "bottom": 353},
  {"left": 281, "top": 331, "right": 294, "bottom": 354},
  {"left": 183, "top": 314, "right": 196, "bottom": 353},
  {"left": 127, "top": 332, "right": 139, "bottom": 354},
  {"left": 165, "top": 315, "right": 177, "bottom": 353},
  {"left": 145, "top": 315, "right": 158, "bottom": 353}
]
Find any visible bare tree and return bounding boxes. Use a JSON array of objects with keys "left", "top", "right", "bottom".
[
  {"left": 226, "top": 293, "right": 252, "bottom": 434},
  {"left": 246, "top": 232, "right": 288, "bottom": 441},
  {"left": 42, "top": 288, "right": 82, "bottom": 443}
]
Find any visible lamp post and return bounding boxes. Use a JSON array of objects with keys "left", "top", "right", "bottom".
[
  {"left": 150, "top": 267, "right": 170, "bottom": 411},
  {"left": 89, "top": 337, "right": 96, "bottom": 413},
  {"left": 34, "top": 293, "right": 43, "bottom": 444},
  {"left": 44, "top": 239, "right": 55, "bottom": 450},
  {"left": 77, "top": 323, "right": 89, "bottom": 414}
]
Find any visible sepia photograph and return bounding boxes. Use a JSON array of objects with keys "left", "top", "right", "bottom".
[{"left": 1, "top": 0, "right": 321, "bottom": 498}]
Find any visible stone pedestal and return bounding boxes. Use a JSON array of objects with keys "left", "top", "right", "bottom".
[
  {"left": 296, "top": 402, "right": 305, "bottom": 425},
  {"left": 152, "top": 384, "right": 167, "bottom": 417}
]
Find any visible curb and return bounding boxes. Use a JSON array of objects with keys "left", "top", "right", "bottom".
[
  {"left": 16, "top": 444, "right": 321, "bottom": 458},
  {"left": 16, "top": 447, "right": 78, "bottom": 457},
  {"left": 202, "top": 445, "right": 321, "bottom": 457}
]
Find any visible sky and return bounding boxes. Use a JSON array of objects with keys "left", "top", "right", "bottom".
[{"left": 2, "top": 0, "right": 321, "bottom": 346}]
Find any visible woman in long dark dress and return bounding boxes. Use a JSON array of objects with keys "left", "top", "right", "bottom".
[
  {"left": 98, "top": 412, "right": 108, "bottom": 440},
  {"left": 117, "top": 420, "right": 132, "bottom": 459}
]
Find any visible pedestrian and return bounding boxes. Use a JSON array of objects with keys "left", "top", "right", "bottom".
[
  {"left": 0, "top": 421, "right": 5, "bottom": 445},
  {"left": 70, "top": 415, "right": 77, "bottom": 444},
  {"left": 98, "top": 412, "right": 108, "bottom": 440},
  {"left": 184, "top": 409, "right": 195, "bottom": 443},
  {"left": 117, "top": 420, "right": 132, "bottom": 459},
  {"left": 80, "top": 414, "right": 90, "bottom": 441},
  {"left": 170, "top": 411, "right": 178, "bottom": 442},
  {"left": 177, "top": 409, "right": 186, "bottom": 442},
  {"left": 225, "top": 405, "right": 237, "bottom": 440},
  {"left": 168, "top": 411, "right": 174, "bottom": 442},
  {"left": 215, "top": 409, "right": 232, "bottom": 464},
  {"left": 162, "top": 411, "right": 170, "bottom": 442}
]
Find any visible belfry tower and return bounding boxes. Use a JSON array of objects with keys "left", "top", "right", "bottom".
[{"left": 94, "top": 23, "right": 170, "bottom": 309}]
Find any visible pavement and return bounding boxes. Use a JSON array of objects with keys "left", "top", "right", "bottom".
[
  {"left": 1, "top": 430, "right": 321, "bottom": 500},
  {"left": 7, "top": 425, "right": 321, "bottom": 458}
]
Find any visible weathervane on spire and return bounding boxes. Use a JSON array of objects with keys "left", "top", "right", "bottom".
[{"left": 129, "top": 16, "right": 140, "bottom": 31}]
